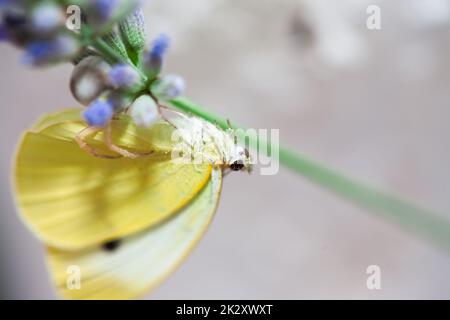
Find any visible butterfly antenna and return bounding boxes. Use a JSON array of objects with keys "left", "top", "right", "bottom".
[{"left": 227, "top": 119, "right": 238, "bottom": 145}]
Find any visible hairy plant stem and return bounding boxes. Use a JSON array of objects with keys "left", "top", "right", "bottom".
[{"left": 170, "top": 97, "right": 450, "bottom": 253}]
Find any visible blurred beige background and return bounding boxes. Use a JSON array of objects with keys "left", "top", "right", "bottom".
[{"left": 1, "top": 0, "right": 450, "bottom": 299}]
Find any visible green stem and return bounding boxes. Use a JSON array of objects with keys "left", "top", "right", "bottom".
[{"left": 170, "top": 97, "right": 450, "bottom": 252}]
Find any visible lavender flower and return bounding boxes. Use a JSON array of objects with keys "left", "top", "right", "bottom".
[
  {"left": 1, "top": 5, "right": 29, "bottom": 46},
  {"left": 21, "top": 40, "right": 54, "bottom": 65},
  {"left": 130, "top": 95, "right": 160, "bottom": 128},
  {"left": 0, "top": 22, "right": 8, "bottom": 41},
  {"left": 31, "top": 2, "right": 64, "bottom": 33},
  {"left": 83, "top": 99, "right": 114, "bottom": 127},
  {"left": 21, "top": 34, "right": 80, "bottom": 66},
  {"left": 107, "top": 90, "right": 133, "bottom": 112},
  {"left": 54, "top": 34, "right": 81, "bottom": 58},
  {"left": 93, "top": 0, "right": 119, "bottom": 20},
  {"left": 108, "top": 64, "right": 141, "bottom": 90},
  {"left": 3, "top": 0, "right": 183, "bottom": 130},
  {"left": 71, "top": 56, "right": 111, "bottom": 106},
  {"left": 143, "top": 34, "right": 170, "bottom": 78},
  {"left": 2, "top": 6, "right": 27, "bottom": 29},
  {"left": 150, "top": 34, "right": 170, "bottom": 60},
  {"left": 0, "top": 0, "right": 10, "bottom": 7},
  {"left": 151, "top": 74, "right": 186, "bottom": 100}
]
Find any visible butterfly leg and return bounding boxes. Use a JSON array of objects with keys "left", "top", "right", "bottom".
[
  {"left": 222, "top": 168, "right": 232, "bottom": 177},
  {"left": 207, "top": 133, "right": 227, "bottom": 168},
  {"left": 75, "top": 126, "right": 122, "bottom": 159}
]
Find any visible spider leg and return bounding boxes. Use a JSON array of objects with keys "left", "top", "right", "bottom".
[
  {"left": 103, "top": 125, "right": 154, "bottom": 159},
  {"left": 157, "top": 103, "right": 178, "bottom": 129},
  {"left": 157, "top": 103, "right": 186, "bottom": 117},
  {"left": 75, "top": 126, "right": 122, "bottom": 159},
  {"left": 210, "top": 131, "right": 227, "bottom": 167}
]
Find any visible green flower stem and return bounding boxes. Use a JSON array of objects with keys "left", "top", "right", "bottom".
[{"left": 170, "top": 97, "right": 450, "bottom": 252}]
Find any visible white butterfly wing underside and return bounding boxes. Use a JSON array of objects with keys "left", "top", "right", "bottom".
[{"left": 47, "top": 168, "right": 223, "bottom": 300}]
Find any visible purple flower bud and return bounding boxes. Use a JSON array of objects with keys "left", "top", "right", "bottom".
[
  {"left": 0, "top": 22, "right": 8, "bottom": 41},
  {"left": 143, "top": 34, "right": 170, "bottom": 78},
  {"left": 53, "top": 34, "right": 80, "bottom": 59},
  {"left": 108, "top": 64, "right": 141, "bottom": 89},
  {"left": 83, "top": 100, "right": 114, "bottom": 127},
  {"left": 130, "top": 95, "right": 160, "bottom": 128},
  {"left": 21, "top": 35, "right": 80, "bottom": 66},
  {"left": 150, "top": 34, "right": 170, "bottom": 60},
  {"left": 107, "top": 91, "right": 134, "bottom": 112},
  {"left": 31, "top": 2, "right": 64, "bottom": 33},
  {"left": 71, "top": 56, "right": 111, "bottom": 106},
  {"left": 0, "top": 0, "right": 13, "bottom": 7},
  {"left": 21, "top": 41, "right": 54, "bottom": 65},
  {"left": 93, "top": 0, "right": 119, "bottom": 20},
  {"left": 152, "top": 74, "right": 186, "bottom": 100},
  {"left": 2, "top": 7, "right": 27, "bottom": 29},
  {"left": 1, "top": 6, "right": 30, "bottom": 47}
]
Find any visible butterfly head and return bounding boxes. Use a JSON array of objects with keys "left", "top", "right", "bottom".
[{"left": 228, "top": 145, "right": 252, "bottom": 173}]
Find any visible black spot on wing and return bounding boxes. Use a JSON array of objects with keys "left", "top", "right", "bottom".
[{"left": 101, "top": 239, "right": 122, "bottom": 252}]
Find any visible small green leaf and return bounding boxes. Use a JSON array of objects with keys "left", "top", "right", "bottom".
[
  {"left": 102, "top": 30, "right": 129, "bottom": 62},
  {"left": 119, "top": 8, "right": 147, "bottom": 61}
]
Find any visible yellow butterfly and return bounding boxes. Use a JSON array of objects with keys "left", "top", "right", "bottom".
[{"left": 13, "top": 108, "right": 251, "bottom": 299}]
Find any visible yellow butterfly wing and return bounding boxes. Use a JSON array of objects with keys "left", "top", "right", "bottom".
[
  {"left": 31, "top": 108, "right": 85, "bottom": 133},
  {"left": 14, "top": 109, "right": 212, "bottom": 250},
  {"left": 46, "top": 167, "right": 222, "bottom": 300},
  {"left": 32, "top": 108, "right": 177, "bottom": 155}
]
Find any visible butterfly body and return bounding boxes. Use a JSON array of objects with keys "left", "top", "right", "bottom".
[{"left": 172, "top": 116, "right": 252, "bottom": 173}]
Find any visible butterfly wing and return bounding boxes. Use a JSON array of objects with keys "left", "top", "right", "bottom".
[
  {"left": 46, "top": 167, "right": 222, "bottom": 300},
  {"left": 14, "top": 109, "right": 212, "bottom": 250}
]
